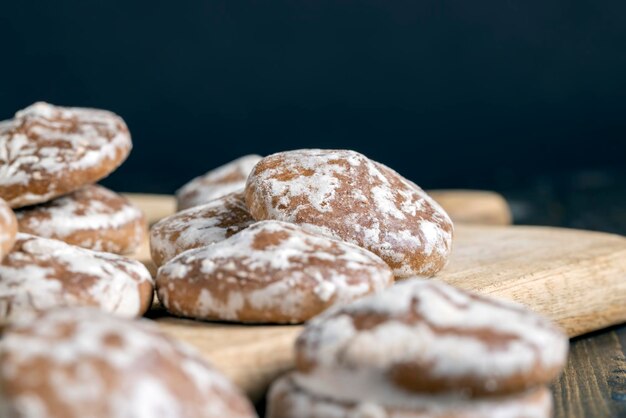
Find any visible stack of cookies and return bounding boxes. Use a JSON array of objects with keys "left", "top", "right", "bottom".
[
  {"left": 0, "top": 102, "right": 256, "bottom": 418},
  {"left": 152, "top": 149, "right": 454, "bottom": 323},
  {"left": 0, "top": 103, "right": 153, "bottom": 325},
  {"left": 1, "top": 102, "right": 147, "bottom": 255},
  {"left": 267, "top": 279, "right": 569, "bottom": 418}
]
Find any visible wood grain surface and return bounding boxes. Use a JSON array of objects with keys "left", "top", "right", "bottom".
[{"left": 428, "top": 189, "right": 512, "bottom": 225}]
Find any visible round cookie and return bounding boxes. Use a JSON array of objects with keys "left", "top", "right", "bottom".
[
  {"left": 156, "top": 220, "right": 394, "bottom": 323},
  {"left": 245, "top": 149, "right": 453, "bottom": 278},
  {"left": 296, "top": 279, "right": 568, "bottom": 397},
  {"left": 0, "top": 198, "right": 17, "bottom": 261},
  {"left": 176, "top": 154, "right": 262, "bottom": 210},
  {"left": 267, "top": 373, "right": 552, "bottom": 418},
  {"left": 151, "top": 191, "right": 254, "bottom": 266},
  {"left": 0, "top": 234, "right": 154, "bottom": 326},
  {"left": 0, "top": 308, "right": 257, "bottom": 418},
  {"left": 0, "top": 102, "right": 132, "bottom": 208},
  {"left": 16, "top": 184, "right": 146, "bottom": 254}
]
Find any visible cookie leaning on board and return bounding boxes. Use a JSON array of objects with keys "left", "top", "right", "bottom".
[
  {"left": 156, "top": 220, "right": 394, "bottom": 323},
  {"left": 0, "top": 308, "right": 258, "bottom": 418},
  {"left": 267, "top": 278, "right": 569, "bottom": 418},
  {"left": 0, "top": 102, "right": 146, "bottom": 254}
]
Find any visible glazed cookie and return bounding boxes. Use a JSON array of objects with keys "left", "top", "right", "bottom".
[
  {"left": 16, "top": 184, "right": 146, "bottom": 254},
  {"left": 296, "top": 279, "right": 569, "bottom": 397},
  {"left": 150, "top": 191, "right": 254, "bottom": 266},
  {"left": 267, "top": 373, "right": 552, "bottom": 418},
  {"left": 156, "top": 220, "right": 394, "bottom": 323},
  {"left": 0, "top": 198, "right": 17, "bottom": 260},
  {"left": 0, "top": 234, "right": 153, "bottom": 326},
  {"left": 0, "top": 308, "right": 257, "bottom": 418},
  {"left": 245, "top": 149, "right": 453, "bottom": 278},
  {"left": 176, "top": 154, "right": 262, "bottom": 210},
  {"left": 0, "top": 102, "right": 132, "bottom": 208}
]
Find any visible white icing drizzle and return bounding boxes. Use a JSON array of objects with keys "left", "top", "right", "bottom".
[
  {"left": 268, "top": 372, "right": 552, "bottom": 418},
  {"left": 150, "top": 192, "right": 254, "bottom": 265},
  {"left": 0, "top": 308, "right": 256, "bottom": 418},
  {"left": 245, "top": 149, "right": 454, "bottom": 277},
  {"left": 0, "top": 102, "right": 131, "bottom": 207},
  {"left": 16, "top": 185, "right": 144, "bottom": 248},
  {"left": 0, "top": 234, "right": 153, "bottom": 325},
  {"left": 176, "top": 154, "right": 262, "bottom": 210},
  {"left": 298, "top": 278, "right": 568, "bottom": 386},
  {"left": 157, "top": 220, "right": 393, "bottom": 323}
]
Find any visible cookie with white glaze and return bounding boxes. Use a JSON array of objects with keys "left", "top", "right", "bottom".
[
  {"left": 0, "top": 308, "right": 257, "bottom": 418},
  {"left": 267, "top": 373, "right": 552, "bottom": 418},
  {"left": 0, "top": 102, "right": 132, "bottom": 208},
  {"left": 16, "top": 184, "right": 146, "bottom": 254},
  {"left": 245, "top": 149, "right": 453, "bottom": 278},
  {"left": 296, "top": 279, "right": 568, "bottom": 397},
  {"left": 0, "top": 234, "right": 153, "bottom": 326},
  {"left": 150, "top": 191, "right": 254, "bottom": 266},
  {"left": 176, "top": 154, "right": 262, "bottom": 210},
  {"left": 156, "top": 220, "right": 394, "bottom": 323},
  {"left": 0, "top": 198, "right": 17, "bottom": 260}
]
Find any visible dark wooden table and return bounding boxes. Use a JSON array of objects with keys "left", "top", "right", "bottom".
[{"left": 504, "top": 170, "right": 626, "bottom": 417}]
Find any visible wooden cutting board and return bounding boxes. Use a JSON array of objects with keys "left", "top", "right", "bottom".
[{"left": 126, "top": 192, "right": 626, "bottom": 400}]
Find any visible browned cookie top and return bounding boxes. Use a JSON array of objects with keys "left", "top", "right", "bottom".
[
  {"left": 0, "top": 102, "right": 132, "bottom": 208},
  {"left": 295, "top": 279, "right": 568, "bottom": 397},
  {"left": 0, "top": 308, "right": 257, "bottom": 418},
  {"left": 0, "top": 234, "right": 154, "bottom": 326},
  {"left": 176, "top": 154, "right": 262, "bottom": 210},
  {"left": 245, "top": 149, "right": 453, "bottom": 277},
  {"left": 150, "top": 191, "right": 254, "bottom": 266},
  {"left": 16, "top": 184, "right": 146, "bottom": 254},
  {"left": 156, "top": 220, "right": 394, "bottom": 323}
]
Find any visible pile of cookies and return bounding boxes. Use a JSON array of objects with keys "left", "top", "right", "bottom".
[
  {"left": 0, "top": 102, "right": 152, "bottom": 325},
  {"left": 267, "top": 279, "right": 569, "bottom": 418},
  {"left": 0, "top": 103, "right": 256, "bottom": 418},
  {"left": 152, "top": 149, "right": 454, "bottom": 323}
]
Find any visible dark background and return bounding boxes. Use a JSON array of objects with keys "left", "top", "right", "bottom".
[{"left": 1, "top": 0, "right": 625, "bottom": 206}]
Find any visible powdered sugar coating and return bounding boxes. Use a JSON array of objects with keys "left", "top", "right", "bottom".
[
  {"left": 16, "top": 184, "right": 146, "bottom": 254},
  {"left": 150, "top": 192, "right": 254, "bottom": 266},
  {"left": 296, "top": 279, "right": 568, "bottom": 396},
  {"left": 0, "top": 102, "right": 132, "bottom": 208},
  {"left": 0, "top": 198, "right": 17, "bottom": 261},
  {"left": 245, "top": 149, "right": 453, "bottom": 278},
  {"left": 0, "top": 234, "right": 154, "bottom": 326},
  {"left": 267, "top": 372, "right": 552, "bottom": 418},
  {"left": 176, "top": 155, "right": 262, "bottom": 210},
  {"left": 0, "top": 308, "right": 257, "bottom": 418},
  {"left": 156, "top": 220, "right": 394, "bottom": 323}
]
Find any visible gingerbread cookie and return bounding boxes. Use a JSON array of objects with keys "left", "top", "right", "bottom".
[
  {"left": 0, "top": 198, "right": 17, "bottom": 261},
  {"left": 0, "top": 308, "right": 257, "bottom": 418},
  {"left": 245, "top": 149, "right": 453, "bottom": 278},
  {"left": 267, "top": 373, "right": 552, "bottom": 418},
  {"left": 156, "top": 220, "right": 393, "bottom": 323},
  {"left": 150, "top": 191, "right": 254, "bottom": 266},
  {"left": 176, "top": 154, "right": 262, "bottom": 210},
  {"left": 0, "top": 102, "right": 132, "bottom": 208},
  {"left": 296, "top": 279, "right": 568, "bottom": 397},
  {"left": 0, "top": 234, "right": 153, "bottom": 326},
  {"left": 16, "top": 184, "right": 146, "bottom": 254}
]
